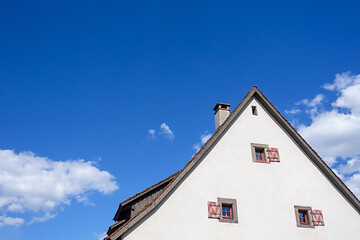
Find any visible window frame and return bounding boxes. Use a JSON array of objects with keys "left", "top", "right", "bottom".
[
  {"left": 217, "top": 197, "right": 238, "bottom": 223},
  {"left": 251, "top": 143, "right": 269, "bottom": 163},
  {"left": 294, "top": 205, "right": 315, "bottom": 228}
]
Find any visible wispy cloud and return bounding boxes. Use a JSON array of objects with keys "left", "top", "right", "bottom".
[
  {"left": 94, "top": 231, "right": 107, "bottom": 240},
  {"left": 296, "top": 94, "right": 325, "bottom": 108},
  {"left": 0, "top": 215, "right": 24, "bottom": 227},
  {"left": 193, "top": 132, "right": 212, "bottom": 152},
  {"left": 147, "top": 129, "right": 157, "bottom": 141},
  {"left": 289, "top": 72, "right": 360, "bottom": 197},
  {"left": 323, "top": 71, "right": 359, "bottom": 91},
  {"left": 345, "top": 173, "right": 360, "bottom": 199},
  {"left": 0, "top": 149, "right": 118, "bottom": 226},
  {"left": 295, "top": 94, "right": 325, "bottom": 118},
  {"left": 285, "top": 109, "right": 301, "bottom": 115},
  {"left": 28, "top": 212, "right": 57, "bottom": 225},
  {"left": 147, "top": 123, "right": 175, "bottom": 141},
  {"left": 160, "top": 123, "right": 175, "bottom": 140},
  {"left": 76, "top": 194, "right": 95, "bottom": 206},
  {"left": 338, "top": 158, "right": 360, "bottom": 175}
]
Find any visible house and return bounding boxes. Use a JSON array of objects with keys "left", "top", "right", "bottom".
[{"left": 105, "top": 86, "right": 360, "bottom": 240}]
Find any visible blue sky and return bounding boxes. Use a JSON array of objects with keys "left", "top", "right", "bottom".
[{"left": 1, "top": 1, "right": 360, "bottom": 239}]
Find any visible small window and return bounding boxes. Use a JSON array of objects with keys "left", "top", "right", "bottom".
[
  {"left": 218, "top": 198, "right": 238, "bottom": 223},
  {"left": 298, "top": 210, "right": 309, "bottom": 225},
  {"left": 255, "top": 148, "right": 265, "bottom": 161},
  {"left": 221, "top": 204, "right": 232, "bottom": 219},
  {"left": 251, "top": 143, "right": 269, "bottom": 163},
  {"left": 294, "top": 206, "right": 314, "bottom": 228},
  {"left": 251, "top": 106, "right": 258, "bottom": 115}
]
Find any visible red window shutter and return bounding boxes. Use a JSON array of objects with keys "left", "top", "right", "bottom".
[
  {"left": 208, "top": 201, "right": 221, "bottom": 219},
  {"left": 312, "top": 210, "right": 325, "bottom": 226},
  {"left": 267, "top": 148, "right": 280, "bottom": 162}
]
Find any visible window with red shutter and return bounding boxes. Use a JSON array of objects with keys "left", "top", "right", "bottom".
[
  {"left": 251, "top": 143, "right": 280, "bottom": 163},
  {"left": 294, "top": 206, "right": 325, "bottom": 228},
  {"left": 208, "top": 201, "right": 221, "bottom": 219},
  {"left": 208, "top": 198, "right": 238, "bottom": 223},
  {"left": 312, "top": 210, "right": 325, "bottom": 226},
  {"left": 267, "top": 148, "right": 280, "bottom": 162}
]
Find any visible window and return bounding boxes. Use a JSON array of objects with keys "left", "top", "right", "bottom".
[
  {"left": 251, "top": 143, "right": 269, "bottom": 163},
  {"left": 251, "top": 106, "right": 258, "bottom": 115},
  {"left": 251, "top": 143, "right": 280, "bottom": 163},
  {"left": 222, "top": 204, "right": 232, "bottom": 219},
  {"left": 255, "top": 148, "right": 265, "bottom": 161},
  {"left": 294, "top": 206, "right": 314, "bottom": 228},
  {"left": 298, "top": 209, "right": 309, "bottom": 225},
  {"left": 218, "top": 198, "right": 238, "bottom": 223}
]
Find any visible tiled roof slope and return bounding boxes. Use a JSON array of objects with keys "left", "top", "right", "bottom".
[
  {"left": 107, "top": 172, "right": 178, "bottom": 235},
  {"left": 120, "top": 171, "right": 178, "bottom": 208},
  {"left": 106, "top": 86, "right": 360, "bottom": 240}
]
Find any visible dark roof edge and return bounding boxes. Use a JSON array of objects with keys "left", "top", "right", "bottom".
[
  {"left": 107, "top": 86, "right": 360, "bottom": 240},
  {"left": 121, "top": 171, "right": 178, "bottom": 206}
]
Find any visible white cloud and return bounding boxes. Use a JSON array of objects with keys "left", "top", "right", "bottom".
[
  {"left": 147, "top": 129, "right": 157, "bottom": 141},
  {"left": 345, "top": 173, "right": 360, "bottom": 198},
  {"left": 293, "top": 72, "right": 360, "bottom": 198},
  {"left": 193, "top": 132, "right": 212, "bottom": 152},
  {"left": 338, "top": 158, "right": 360, "bottom": 175},
  {"left": 285, "top": 109, "right": 301, "bottom": 115},
  {"left": 75, "top": 194, "right": 95, "bottom": 206},
  {"left": 147, "top": 123, "right": 175, "bottom": 141},
  {"left": 193, "top": 144, "right": 201, "bottom": 152},
  {"left": 28, "top": 212, "right": 57, "bottom": 225},
  {"left": 160, "top": 123, "right": 175, "bottom": 140},
  {"left": 200, "top": 133, "right": 212, "bottom": 145},
  {"left": 94, "top": 231, "right": 107, "bottom": 240},
  {"left": 323, "top": 71, "right": 360, "bottom": 91},
  {"left": 332, "top": 82, "right": 360, "bottom": 115},
  {"left": 298, "top": 110, "right": 360, "bottom": 165},
  {"left": 7, "top": 203, "right": 24, "bottom": 213},
  {"left": 295, "top": 94, "right": 325, "bottom": 118},
  {"left": 0, "top": 149, "right": 118, "bottom": 226},
  {"left": 297, "top": 73, "right": 360, "bottom": 166},
  {"left": 0, "top": 215, "right": 24, "bottom": 227},
  {"left": 297, "top": 94, "right": 325, "bottom": 108}
]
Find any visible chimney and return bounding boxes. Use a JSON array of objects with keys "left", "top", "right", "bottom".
[{"left": 213, "top": 103, "right": 231, "bottom": 130}]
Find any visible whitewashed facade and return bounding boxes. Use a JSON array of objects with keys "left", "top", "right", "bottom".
[{"left": 106, "top": 87, "right": 360, "bottom": 240}]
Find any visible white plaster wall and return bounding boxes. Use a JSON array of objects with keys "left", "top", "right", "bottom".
[{"left": 123, "top": 97, "right": 360, "bottom": 240}]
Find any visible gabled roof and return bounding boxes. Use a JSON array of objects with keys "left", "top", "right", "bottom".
[{"left": 106, "top": 86, "right": 360, "bottom": 240}]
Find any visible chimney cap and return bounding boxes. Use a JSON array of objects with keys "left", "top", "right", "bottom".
[{"left": 213, "top": 102, "right": 231, "bottom": 111}]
